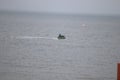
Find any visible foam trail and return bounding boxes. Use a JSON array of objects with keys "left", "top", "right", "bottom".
[{"left": 15, "top": 36, "right": 58, "bottom": 40}]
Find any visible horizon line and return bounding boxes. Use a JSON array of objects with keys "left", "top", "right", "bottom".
[{"left": 0, "top": 10, "right": 120, "bottom": 17}]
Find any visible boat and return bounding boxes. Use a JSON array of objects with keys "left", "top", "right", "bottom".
[{"left": 57, "top": 34, "right": 66, "bottom": 39}]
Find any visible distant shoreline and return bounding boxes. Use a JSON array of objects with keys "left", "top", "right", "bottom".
[{"left": 0, "top": 10, "right": 120, "bottom": 18}]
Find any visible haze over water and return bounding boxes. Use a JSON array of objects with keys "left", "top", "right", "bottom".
[{"left": 0, "top": 12, "right": 120, "bottom": 80}]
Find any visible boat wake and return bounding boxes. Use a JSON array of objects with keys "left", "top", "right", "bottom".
[{"left": 15, "top": 36, "right": 58, "bottom": 40}]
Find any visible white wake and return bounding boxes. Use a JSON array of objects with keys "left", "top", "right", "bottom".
[{"left": 15, "top": 36, "right": 58, "bottom": 40}]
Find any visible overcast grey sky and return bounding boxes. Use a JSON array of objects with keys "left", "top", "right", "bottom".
[{"left": 0, "top": 0, "right": 120, "bottom": 15}]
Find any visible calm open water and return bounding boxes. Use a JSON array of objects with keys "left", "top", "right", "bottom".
[{"left": 0, "top": 12, "right": 120, "bottom": 80}]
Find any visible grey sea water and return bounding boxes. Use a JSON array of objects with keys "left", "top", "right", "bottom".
[{"left": 0, "top": 12, "right": 120, "bottom": 80}]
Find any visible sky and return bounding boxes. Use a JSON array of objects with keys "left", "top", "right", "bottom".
[{"left": 0, "top": 0, "right": 120, "bottom": 15}]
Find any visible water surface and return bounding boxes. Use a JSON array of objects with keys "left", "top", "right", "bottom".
[{"left": 0, "top": 12, "right": 120, "bottom": 80}]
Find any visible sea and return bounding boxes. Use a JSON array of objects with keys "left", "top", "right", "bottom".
[{"left": 0, "top": 12, "right": 120, "bottom": 80}]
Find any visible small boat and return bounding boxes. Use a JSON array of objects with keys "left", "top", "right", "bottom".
[{"left": 57, "top": 34, "right": 66, "bottom": 39}]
